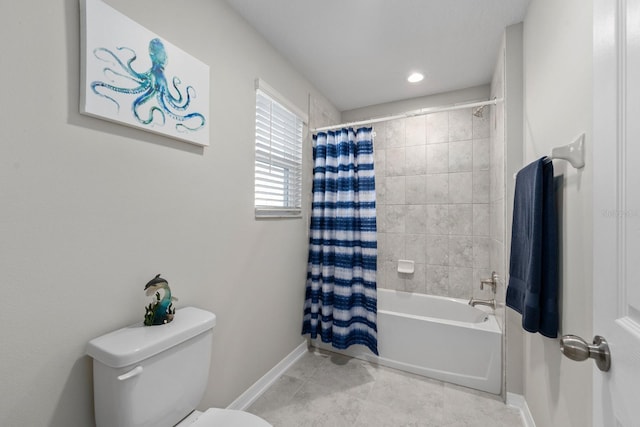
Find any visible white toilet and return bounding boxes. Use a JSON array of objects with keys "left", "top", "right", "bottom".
[{"left": 87, "top": 307, "right": 271, "bottom": 427}]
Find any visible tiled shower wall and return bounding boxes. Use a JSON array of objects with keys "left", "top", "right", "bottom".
[{"left": 374, "top": 109, "right": 493, "bottom": 299}]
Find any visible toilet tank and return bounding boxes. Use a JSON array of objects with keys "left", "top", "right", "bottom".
[{"left": 87, "top": 307, "right": 216, "bottom": 427}]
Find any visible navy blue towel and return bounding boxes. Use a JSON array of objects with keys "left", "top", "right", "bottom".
[{"left": 506, "top": 157, "right": 559, "bottom": 338}]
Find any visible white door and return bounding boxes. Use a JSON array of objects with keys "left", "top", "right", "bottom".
[{"left": 593, "top": 0, "right": 640, "bottom": 425}]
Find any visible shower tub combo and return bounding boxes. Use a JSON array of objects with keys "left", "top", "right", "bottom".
[{"left": 313, "top": 288, "right": 502, "bottom": 394}]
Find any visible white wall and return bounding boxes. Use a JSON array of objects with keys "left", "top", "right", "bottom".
[
  {"left": 0, "top": 1, "right": 338, "bottom": 426},
  {"left": 521, "top": 0, "right": 593, "bottom": 425},
  {"left": 502, "top": 23, "right": 525, "bottom": 397},
  {"left": 341, "top": 85, "right": 490, "bottom": 123}
]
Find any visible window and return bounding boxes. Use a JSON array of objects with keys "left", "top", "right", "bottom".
[{"left": 254, "top": 79, "right": 307, "bottom": 217}]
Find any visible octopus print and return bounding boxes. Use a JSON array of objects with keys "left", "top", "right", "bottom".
[{"left": 91, "top": 38, "right": 206, "bottom": 132}]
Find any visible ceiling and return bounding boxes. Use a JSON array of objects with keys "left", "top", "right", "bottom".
[{"left": 224, "top": 0, "right": 531, "bottom": 112}]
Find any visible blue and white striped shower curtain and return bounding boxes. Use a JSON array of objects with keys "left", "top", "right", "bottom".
[{"left": 302, "top": 127, "right": 378, "bottom": 355}]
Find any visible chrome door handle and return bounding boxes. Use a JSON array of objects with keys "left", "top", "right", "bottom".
[{"left": 560, "top": 335, "right": 611, "bottom": 372}]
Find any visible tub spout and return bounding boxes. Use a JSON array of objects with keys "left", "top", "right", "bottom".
[{"left": 468, "top": 297, "right": 496, "bottom": 310}]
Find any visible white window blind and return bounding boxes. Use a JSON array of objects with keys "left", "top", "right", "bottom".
[{"left": 254, "top": 85, "right": 304, "bottom": 217}]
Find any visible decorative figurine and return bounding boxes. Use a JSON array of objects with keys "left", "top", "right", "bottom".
[{"left": 143, "top": 274, "right": 178, "bottom": 326}]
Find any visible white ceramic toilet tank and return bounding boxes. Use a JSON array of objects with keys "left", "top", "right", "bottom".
[{"left": 87, "top": 307, "right": 217, "bottom": 427}]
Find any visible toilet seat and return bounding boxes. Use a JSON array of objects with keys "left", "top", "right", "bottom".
[{"left": 184, "top": 408, "right": 272, "bottom": 427}]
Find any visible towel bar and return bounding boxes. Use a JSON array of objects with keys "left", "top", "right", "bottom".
[
  {"left": 513, "top": 133, "right": 586, "bottom": 179},
  {"left": 550, "top": 133, "right": 585, "bottom": 169}
]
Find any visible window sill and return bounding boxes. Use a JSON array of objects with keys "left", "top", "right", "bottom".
[{"left": 255, "top": 208, "right": 302, "bottom": 219}]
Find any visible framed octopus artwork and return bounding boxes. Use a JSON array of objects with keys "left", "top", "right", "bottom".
[{"left": 79, "top": 0, "right": 210, "bottom": 146}]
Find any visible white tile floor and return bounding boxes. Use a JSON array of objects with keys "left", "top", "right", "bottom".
[{"left": 248, "top": 349, "right": 524, "bottom": 427}]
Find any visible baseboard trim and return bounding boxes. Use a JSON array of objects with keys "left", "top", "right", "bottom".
[
  {"left": 227, "top": 341, "right": 308, "bottom": 411},
  {"left": 507, "top": 392, "right": 536, "bottom": 427}
]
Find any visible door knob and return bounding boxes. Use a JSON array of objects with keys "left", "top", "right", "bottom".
[{"left": 560, "top": 335, "right": 611, "bottom": 372}]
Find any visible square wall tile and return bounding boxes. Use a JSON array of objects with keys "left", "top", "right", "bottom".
[
  {"left": 376, "top": 178, "right": 387, "bottom": 206},
  {"left": 426, "top": 265, "right": 449, "bottom": 296},
  {"left": 426, "top": 235, "right": 449, "bottom": 266},
  {"left": 426, "top": 204, "right": 449, "bottom": 235},
  {"left": 386, "top": 148, "right": 406, "bottom": 176},
  {"left": 472, "top": 204, "right": 490, "bottom": 236},
  {"left": 427, "top": 111, "right": 449, "bottom": 144},
  {"left": 473, "top": 236, "right": 491, "bottom": 269},
  {"left": 376, "top": 232, "right": 386, "bottom": 262},
  {"left": 490, "top": 198, "right": 505, "bottom": 242},
  {"left": 473, "top": 138, "right": 490, "bottom": 171},
  {"left": 405, "top": 116, "right": 426, "bottom": 146},
  {"left": 406, "top": 205, "right": 427, "bottom": 234},
  {"left": 449, "top": 267, "right": 473, "bottom": 299},
  {"left": 386, "top": 205, "right": 406, "bottom": 233},
  {"left": 386, "top": 176, "right": 406, "bottom": 205},
  {"left": 406, "top": 175, "right": 427, "bottom": 205},
  {"left": 449, "top": 204, "right": 473, "bottom": 236},
  {"left": 472, "top": 171, "right": 490, "bottom": 203},
  {"left": 406, "top": 145, "right": 427, "bottom": 175},
  {"left": 449, "top": 108, "right": 472, "bottom": 142},
  {"left": 376, "top": 261, "right": 387, "bottom": 288},
  {"left": 426, "top": 174, "right": 449, "bottom": 204},
  {"left": 449, "top": 140, "right": 473, "bottom": 172},
  {"left": 448, "top": 172, "right": 472, "bottom": 203},
  {"left": 403, "top": 263, "right": 426, "bottom": 293},
  {"left": 374, "top": 148, "right": 386, "bottom": 178},
  {"left": 406, "top": 234, "right": 427, "bottom": 264},
  {"left": 472, "top": 110, "right": 490, "bottom": 138},
  {"left": 385, "top": 261, "right": 405, "bottom": 290},
  {"left": 385, "top": 233, "right": 405, "bottom": 262},
  {"left": 373, "top": 122, "right": 387, "bottom": 150},
  {"left": 386, "top": 119, "right": 406, "bottom": 148},
  {"left": 490, "top": 162, "right": 505, "bottom": 202},
  {"left": 377, "top": 205, "right": 387, "bottom": 232},
  {"left": 426, "top": 143, "right": 449, "bottom": 173},
  {"left": 449, "top": 236, "right": 473, "bottom": 267}
]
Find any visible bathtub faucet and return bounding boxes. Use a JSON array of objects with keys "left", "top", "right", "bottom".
[{"left": 468, "top": 297, "right": 496, "bottom": 310}]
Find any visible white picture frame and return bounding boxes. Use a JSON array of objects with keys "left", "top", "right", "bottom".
[{"left": 80, "top": 0, "right": 210, "bottom": 146}]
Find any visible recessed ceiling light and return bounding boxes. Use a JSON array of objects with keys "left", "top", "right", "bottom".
[{"left": 407, "top": 72, "right": 424, "bottom": 83}]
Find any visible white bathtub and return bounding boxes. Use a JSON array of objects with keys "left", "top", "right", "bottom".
[{"left": 312, "top": 288, "right": 502, "bottom": 394}]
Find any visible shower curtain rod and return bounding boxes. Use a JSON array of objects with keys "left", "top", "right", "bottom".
[{"left": 311, "top": 97, "right": 503, "bottom": 133}]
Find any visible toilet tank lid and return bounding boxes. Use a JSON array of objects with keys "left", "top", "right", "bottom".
[{"left": 86, "top": 307, "right": 216, "bottom": 368}]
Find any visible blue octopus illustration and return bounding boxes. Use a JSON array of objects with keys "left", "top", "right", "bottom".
[{"left": 91, "top": 38, "right": 205, "bottom": 132}]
